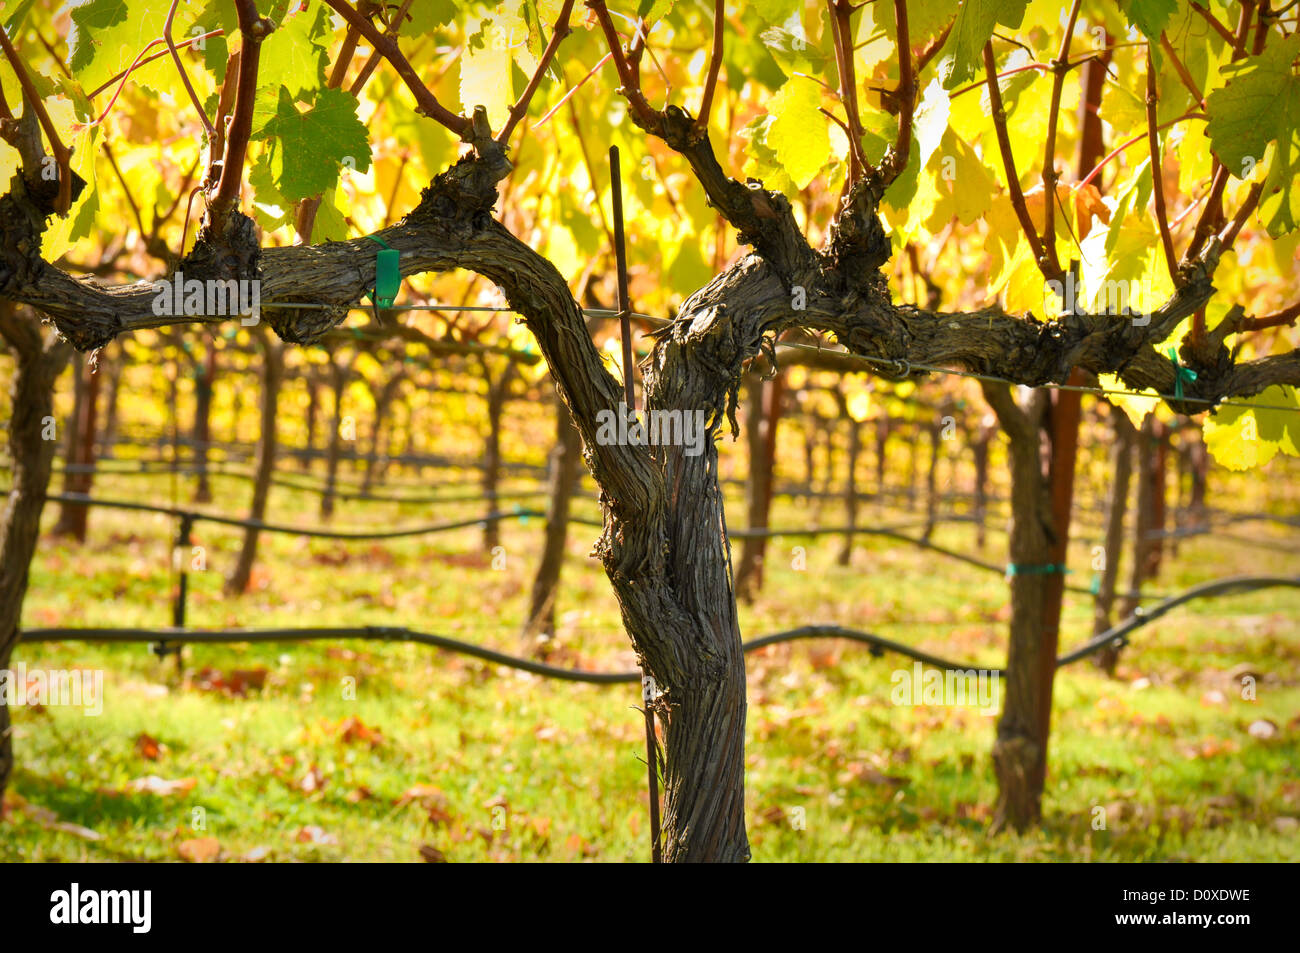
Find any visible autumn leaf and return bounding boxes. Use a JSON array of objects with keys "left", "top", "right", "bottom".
[
  {"left": 178, "top": 837, "right": 221, "bottom": 863},
  {"left": 124, "top": 775, "right": 197, "bottom": 796}
]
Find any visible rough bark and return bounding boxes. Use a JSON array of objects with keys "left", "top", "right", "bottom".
[
  {"left": 874, "top": 414, "right": 890, "bottom": 507},
  {"left": 361, "top": 372, "right": 403, "bottom": 495},
  {"left": 1120, "top": 416, "right": 1159, "bottom": 619},
  {"left": 225, "top": 331, "right": 284, "bottom": 595},
  {"left": 302, "top": 373, "right": 319, "bottom": 472},
  {"left": 921, "top": 414, "right": 941, "bottom": 541},
  {"left": 1149, "top": 418, "right": 1168, "bottom": 576},
  {"left": 0, "top": 304, "right": 71, "bottom": 805},
  {"left": 1092, "top": 408, "right": 1135, "bottom": 674},
  {"left": 972, "top": 414, "right": 993, "bottom": 550},
  {"left": 191, "top": 340, "right": 217, "bottom": 503},
  {"left": 480, "top": 360, "right": 514, "bottom": 553},
  {"left": 982, "top": 382, "right": 1055, "bottom": 833},
  {"left": 837, "top": 390, "right": 861, "bottom": 566},
  {"left": 320, "top": 353, "right": 352, "bottom": 521},
  {"left": 736, "top": 372, "right": 781, "bottom": 601},
  {"left": 522, "top": 404, "right": 582, "bottom": 653},
  {"left": 51, "top": 356, "right": 97, "bottom": 538},
  {"left": 1032, "top": 369, "right": 1085, "bottom": 803},
  {"left": 100, "top": 343, "right": 122, "bottom": 457},
  {"left": 1187, "top": 425, "right": 1208, "bottom": 529},
  {"left": 801, "top": 413, "right": 816, "bottom": 495}
]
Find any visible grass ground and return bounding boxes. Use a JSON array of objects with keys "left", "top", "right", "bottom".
[{"left": 3, "top": 462, "right": 1298, "bottom": 862}]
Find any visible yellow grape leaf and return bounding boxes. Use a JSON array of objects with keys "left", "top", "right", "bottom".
[
  {"left": 927, "top": 130, "right": 996, "bottom": 228},
  {"left": 0, "top": 140, "right": 17, "bottom": 191},
  {"left": 1203, "top": 386, "right": 1300, "bottom": 471},
  {"left": 998, "top": 240, "right": 1045, "bottom": 316},
  {"left": 855, "top": 3, "right": 896, "bottom": 74},
  {"left": 766, "top": 76, "right": 831, "bottom": 190},
  {"left": 1099, "top": 373, "right": 1158, "bottom": 427},
  {"left": 460, "top": 19, "right": 515, "bottom": 132}
]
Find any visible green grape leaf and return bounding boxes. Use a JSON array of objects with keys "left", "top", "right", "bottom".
[
  {"left": 251, "top": 86, "right": 372, "bottom": 202},
  {"left": 3, "top": 0, "right": 38, "bottom": 32},
  {"left": 939, "top": 0, "right": 1029, "bottom": 90},
  {"left": 726, "top": 28, "right": 785, "bottom": 93},
  {"left": 759, "top": 17, "right": 827, "bottom": 75},
  {"left": 1117, "top": 0, "right": 1178, "bottom": 43},
  {"left": 751, "top": 0, "right": 799, "bottom": 23},
  {"left": 1205, "top": 34, "right": 1300, "bottom": 236},
  {"left": 1203, "top": 386, "right": 1300, "bottom": 470},
  {"left": 249, "top": 150, "right": 290, "bottom": 232},
  {"left": 1205, "top": 34, "right": 1300, "bottom": 174},
  {"left": 259, "top": 0, "right": 330, "bottom": 98},
  {"left": 408, "top": 0, "right": 460, "bottom": 32},
  {"left": 311, "top": 186, "right": 350, "bottom": 243},
  {"left": 737, "top": 114, "right": 796, "bottom": 196},
  {"left": 765, "top": 76, "right": 830, "bottom": 190},
  {"left": 68, "top": 0, "right": 175, "bottom": 94},
  {"left": 635, "top": 0, "right": 674, "bottom": 23}
]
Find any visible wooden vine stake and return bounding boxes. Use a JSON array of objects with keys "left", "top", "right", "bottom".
[{"left": 608, "top": 145, "right": 661, "bottom": 863}]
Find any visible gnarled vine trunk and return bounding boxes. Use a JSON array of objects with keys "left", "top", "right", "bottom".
[
  {"left": 0, "top": 303, "right": 71, "bottom": 805},
  {"left": 522, "top": 405, "right": 582, "bottom": 653},
  {"left": 225, "top": 331, "right": 284, "bottom": 595},
  {"left": 736, "top": 371, "right": 781, "bottom": 601},
  {"left": 982, "top": 383, "right": 1055, "bottom": 832},
  {"left": 53, "top": 356, "right": 97, "bottom": 540},
  {"left": 1093, "top": 408, "right": 1135, "bottom": 674}
]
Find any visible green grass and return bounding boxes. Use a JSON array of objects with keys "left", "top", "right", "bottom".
[{"left": 4, "top": 466, "right": 1298, "bottom": 862}]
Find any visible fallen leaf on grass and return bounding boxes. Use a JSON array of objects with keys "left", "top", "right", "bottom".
[
  {"left": 336, "top": 715, "right": 384, "bottom": 748},
  {"left": 1179, "top": 737, "right": 1240, "bottom": 759},
  {"left": 294, "top": 825, "right": 337, "bottom": 845},
  {"left": 178, "top": 837, "right": 220, "bottom": 862},
  {"left": 806, "top": 645, "right": 841, "bottom": 670},
  {"left": 844, "top": 762, "right": 908, "bottom": 786},
  {"left": 757, "top": 805, "right": 787, "bottom": 826},
  {"left": 418, "top": 845, "right": 448, "bottom": 863},
  {"left": 298, "top": 765, "right": 326, "bottom": 794},
  {"left": 124, "top": 776, "right": 197, "bottom": 797},
  {"left": 50, "top": 821, "right": 103, "bottom": 841},
  {"left": 1247, "top": 719, "right": 1279, "bottom": 740},
  {"left": 134, "top": 733, "right": 162, "bottom": 761},
  {"left": 394, "top": 784, "right": 447, "bottom": 811},
  {"left": 192, "top": 667, "right": 268, "bottom": 697}
]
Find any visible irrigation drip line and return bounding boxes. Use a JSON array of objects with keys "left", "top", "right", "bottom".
[
  {"left": 1211, "top": 511, "right": 1300, "bottom": 531},
  {"left": 40, "top": 492, "right": 548, "bottom": 540},
  {"left": 1144, "top": 525, "right": 1300, "bottom": 554},
  {"left": 19, "top": 574, "right": 1298, "bottom": 679},
  {"left": 1052, "top": 575, "right": 1300, "bottom": 665},
  {"left": 43, "top": 458, "right": 554, "bottom": 497}
]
